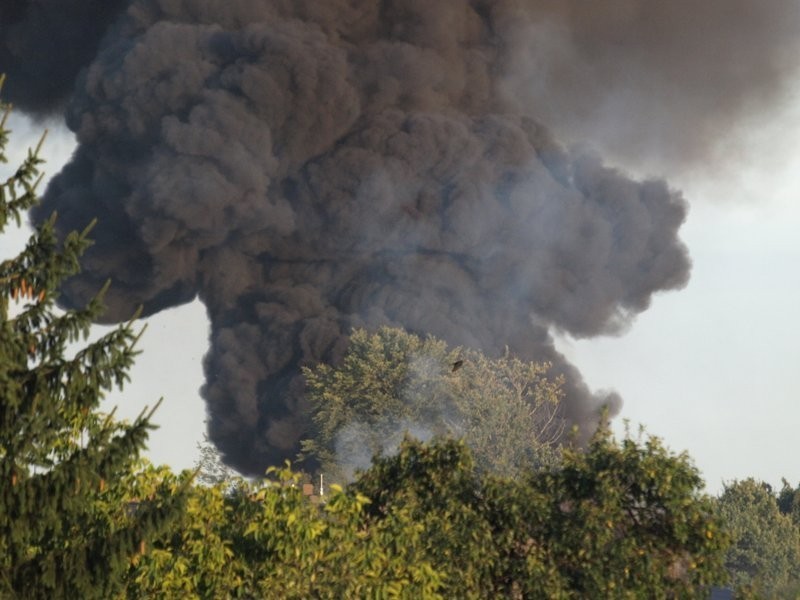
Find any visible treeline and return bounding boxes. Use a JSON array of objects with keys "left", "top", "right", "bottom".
[
  {"left": 148, "top": 442, "right": 800, "bottom": 599},
  {"left": 2, "top": 85, "right": 799, "bottom": 599}
]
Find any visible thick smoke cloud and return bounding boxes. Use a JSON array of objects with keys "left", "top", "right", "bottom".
[
  {"left": 498, "top": 1, "right": 800, "bottom": 170},
  {"left": 0, "top": 0, "right": 129, "bottom": 115},
  {"left": 3, "top": 1, "right": 797, "bottom": 473}
]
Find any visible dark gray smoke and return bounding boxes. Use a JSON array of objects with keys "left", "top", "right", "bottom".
[
  {"left": 4, "top": 1, "right": 798, "bottom": 473},
  {"left": 0, "top": 0, "right": 128, "bottom": 115}
]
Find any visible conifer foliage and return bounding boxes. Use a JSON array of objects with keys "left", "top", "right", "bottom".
[{"left": 0, "top": 79, "right": 185, "bottom": 599}]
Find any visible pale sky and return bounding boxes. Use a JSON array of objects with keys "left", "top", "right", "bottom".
[{"left": 3, "top": 87, "right": 800, "bottom": 493}]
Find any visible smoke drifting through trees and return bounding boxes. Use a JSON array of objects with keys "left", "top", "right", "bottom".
[{"left": 3, "top": 1, "right": 798, "bottom": 474}]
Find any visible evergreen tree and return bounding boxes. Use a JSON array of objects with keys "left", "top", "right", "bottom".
[{"left": 0, "top": 78, "right": 187, "bottom": 599}]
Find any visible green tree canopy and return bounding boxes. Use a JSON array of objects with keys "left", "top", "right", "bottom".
[
  {"left": 301, "top": 326, "right": 565, "bottom": 482},
  {"left": 0, "top": 82, "right": 187, "bottom": 598},
  {"left": 717, "top": 478, "right": 800, "bottom": 597},
  {"left": 123, "top": 428, "right": 728, "bottom": 598},
  {"left": 353, "top": 425, "right": 728, "bottom": 598},
  {"left": 776, "top": 478, "right": 800, "bottom": 526},
  {"left": 123, "top": 464, "right": 444, "bottom": 599}
]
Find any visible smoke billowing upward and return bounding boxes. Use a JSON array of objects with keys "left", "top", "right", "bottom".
[{"left": 3, "top": 1, "right": 798, "bottom": 473}]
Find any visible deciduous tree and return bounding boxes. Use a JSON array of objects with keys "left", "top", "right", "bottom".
[
  {"left": 354, "top": 426, "right": 729, "bottom": 598},
  {"left": 717, "top": 478, "right": 800, "bottom": 597},
  {"left": 302, "top": 326, "right": 565, "bottom": 482},
  {"left": 124, "top": 465, "right": 444, "bottom": 598}
]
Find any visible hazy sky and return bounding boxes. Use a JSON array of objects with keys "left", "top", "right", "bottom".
[
  {"left": 3, "top": 80, "right": 799, "bottom": 494},
  {"left": 558, "top": 91, "right": 800, "bottom": 493}
]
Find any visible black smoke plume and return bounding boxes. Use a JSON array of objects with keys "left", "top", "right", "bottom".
[
  {"left": 3, "top": 1, "right": 798, "bottom": 473},
  {"left": 0, "top": 0, "right": 128, "bottom": 115}
]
